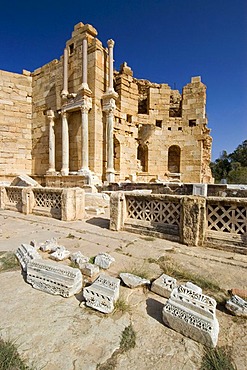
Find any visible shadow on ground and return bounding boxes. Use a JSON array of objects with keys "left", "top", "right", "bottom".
[
  {"left": 146, "top": 297, "right": 164, "bottom": 324},
  {"left": 86, "top": 217, "right": 110, "bottom": 229}
]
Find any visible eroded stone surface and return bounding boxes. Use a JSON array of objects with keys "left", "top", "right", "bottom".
[
  {"left": 120, "top": 272, "right": 150, "bottom": 289},
  {"left": 95, "top": 252, "right": 115, "bottom": 269},
  {"left": 15, "top": 243, "right": 42, "bottom": 271},
  {"left": 151, "top": 273, "right": 177, "bottom": 297},
  {"left": 226, "top": 295, "right": 247, "bottom": 317},
  {"left": 70, "top": 251, "right": 89, "bottom": 265},
  {"left": 80, "top": 262, "right": 99, "bottom": 277},
  {"left": 185, "top": 281, "right": 202, "bottom": 294},
  {"left": 49, "top": 246, "right": 70, "bottom": 261},
  {"left": 39, "top": 237, "right": 58, "bottom": 252},
  {"left": 83, "top": 274, "right": 120, "bottom": 313},
  {"left": 163, "top": 285, "right": 219, "bottom": 347},
  {"left": 26, "top": 259, "right": 82, "bottom": 297}
]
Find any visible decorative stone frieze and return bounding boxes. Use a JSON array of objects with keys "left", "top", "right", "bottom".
[
  {"left": 26, "top": 260, "right": 82, "bottom": 297},
  {"left": 151, "top": 274, "right": 177, "bottom": 298},
  {"left": 94, "top": 252, "right": 115, "bottom": 269},
  {"left": 15, "top": 243, "right": 42, "bottom": 272},
  {"left": 162, "top": 285, "right": 219, "bottom": 347},
  {"left": 120, "top": 273, "right": 150, "bottom": 289},
  {"left": 83, "top": 274, "right": 120, "bottom": 313}
]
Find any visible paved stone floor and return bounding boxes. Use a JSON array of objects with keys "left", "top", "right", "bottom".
[{"left": 0, "top": 210, "right": 246, "bottom": 370}]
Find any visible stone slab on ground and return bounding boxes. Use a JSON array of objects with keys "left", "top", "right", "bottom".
[
  {"left": 120, "top": 272, "right": 150, "bottom": 288},
  {"left": 225, "top": 295, "right": 247, "bottom": 317},
  {"left": 151, "top": 273, "right": 177, "bottom": 298}
]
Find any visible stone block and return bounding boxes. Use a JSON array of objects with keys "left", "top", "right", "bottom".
[
  {"left": 15, "top": 243, "right": 42, "bottom": 272},
  {"left": 11, "top": 174, "right": 41, "bottom": 187},
  {"left": 192, "top": 184, "right": 207, "bottom": 196},
  {"left": 225, "top": 295, "right": 247, "bottom": 317},
  {"left": 151, "top": 274, "right": 177, "bottom": 298},
  {"left": 26, "top": 260, "right": 82, "bottom": 297},
  {"left": 49, "top": 246, "right": 70, "bottom": 261},
  {"left": 83, "top": 274, "right": 120, "bottom": 313},
  {"left": 80, "top": 263, "right": 99, "bottom": 277},
  {"left": 85, "top": 193, "right": 110, "bottom": 208},
  {"left": 70, "top": 251, "right": 89, "bottom": 265},
  {"left": 162, "top": 285, "right": 219, "bottom": 347},
  {"left": 94, "top": 253, "right": 115, "bottom": 269},
  {"left": 185, "top": 281, "right": 202, "bottom": 294},
  {"left": 39, "top": 237, "right": 58, "bottom": 252},
  {"left": 120, "top": 272, "right": 150, "bottom": 289}
]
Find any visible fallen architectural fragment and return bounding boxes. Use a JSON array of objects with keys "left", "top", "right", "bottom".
[
  {"left": 151, "top": 274, "right": 177, "bottom": 298},
  {"left": 185, "top": 281, "right": 202, "bottom": 294},
  {"left": 162, "top": 285, "right": 219, "bottom": 347},
  {"left": 39, "top": 238, "right": 59, "bottom": 252},
  {"left": 10, "top": 175, "right": 41, "bottom": 187},
  {"left": 80, "top": 263, "right": 99, "bottom": 277},
  {"left": 15, "top": 243, "right": 42, "bottom": 272},
  {"left": 225, "top": 295, "right": 247, "bottom": 317},
  {"left": 83, "top": 274, "right": 120, "bottom": 313},
  {"left": 70, "top": 251, "right": 89, "bottom": 266},
  {"left": 26, "top": 260, "right": 82, "bottom": 297},
  {"left": 49, "top": 246, "right": 70, "bottom": 261},
  {"left": 94, "top": 253, "right": 115, "bottom": 269},
  {"left": 120, "top": 272, "right": 150, "bottom": 289}
]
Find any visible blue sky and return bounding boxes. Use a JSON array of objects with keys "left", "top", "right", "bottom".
[{"left": 0, "top": 0, "right": 246, "bottom": 160}]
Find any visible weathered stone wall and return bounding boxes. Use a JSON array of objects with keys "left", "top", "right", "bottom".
[
  {"left": 0, "top": 21, "right": 213, "bottom": 184},
  {"left": 0, "top": 70, "right": 32, "bottom": 178}
]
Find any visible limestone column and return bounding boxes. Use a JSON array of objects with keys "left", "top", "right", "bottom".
[
  {"left": 78, "top": 97, "right": 92, "bottom": 175},
  {"left": 102, "top": 39, "right": 118, "bottom": 183},
  {"left": 81, "top": 35, "right": 90, "bottom": 91},
  {"left": 61, "top": 47, "right": 69, "bottom": 99},
  {"left": 61, "top": 111, "right": 69, "bottom": 176},
  {"left": 46, "top": 110, "right": 56, "bottom": 175}
]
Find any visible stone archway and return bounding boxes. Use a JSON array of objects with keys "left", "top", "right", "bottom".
[{"left": 137, "top": 144, "right": 148, "bottom": 172}]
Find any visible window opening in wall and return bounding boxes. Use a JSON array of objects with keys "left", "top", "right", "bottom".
[
  {"left": 156, "top": 120, "right": 162, "bottom": 128},
  {"left": 69, "top": 43, "right": 74, "bottom": 55},
  {"left": 168, "top": 145, "right": 181, "bottom": 173},
  {"left": 137, "top": 144, "right": 148, "bottom": 172},
  {"left": 189, "top": 119, "right": 196, "bottom": 127},
  {"left": 138, "top": 98, "right": 148, "bottom": 114},
  {"left": 127, "top": 114, "right": 132, "bottom": 123},
  {"left": 178, "top": 127, "right": 182, "bottom": 131},
  {"left": 168, "top": 127, "right": 171, "bottom": 131}
]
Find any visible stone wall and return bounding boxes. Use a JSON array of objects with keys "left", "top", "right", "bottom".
[{"left": 0, "top": 70, "right": 32, "bottom": 178}]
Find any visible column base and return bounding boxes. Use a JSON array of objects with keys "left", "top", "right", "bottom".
[
  {"left": 106, "top": 170, "right": 115, "bottom": 184},
  {"left": 61, "top": 169, "right": 69, "bottom": 176}
]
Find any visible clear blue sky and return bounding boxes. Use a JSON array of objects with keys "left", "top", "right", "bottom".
[{"left": 0, "top": 0, "right": 246, "bottom": 160}]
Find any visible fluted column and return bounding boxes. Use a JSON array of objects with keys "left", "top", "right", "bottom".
[
  {"left": 61, "top": 111, "right": 69, "bottom": 176},
  {"left": 102, "top": 39, "right": 118, "bottom": 183},
  {"left": 107, "top": 39, "right": 115, "bottom": 93},
  {"left": 61, "top": 47, "right": 69, "bottom": 99},
  {"left": 80, "top": 35, "right": 91, "bottom": 92},
  {"left": 46, "top": 110, "right": 56, "bottom": 175},
  {"left": 78, "top": 97, "right": 92, "bottom": 174}
]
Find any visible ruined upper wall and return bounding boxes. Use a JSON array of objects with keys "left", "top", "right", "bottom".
[{"left": 0, "top": 70, "right": 32, "bottom": 178}]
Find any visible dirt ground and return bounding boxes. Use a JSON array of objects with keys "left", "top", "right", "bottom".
[{"left": 0, "top": 209, "right": 246, "bottom": 370}]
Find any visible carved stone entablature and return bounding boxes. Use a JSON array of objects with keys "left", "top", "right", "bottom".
[
  {"left": 61, "top": 94, "right": 92, "bottom": 113},
  {"left": 151, "top": 274, "right": 177, "bottom": 298},
  {"left": 26, "top": 260, "right": 83, "bottom": 297},
  {"left": 15, "top": 243, "right": 42, "bottom": 272},
  {"left": 83, "top": 274, "right": 120, "bottom": 313},
  {"left": 226, "top": 295, "right": 247, "bottom": 317},
  {"left": 162, "top": 285, "right": 219, "bottom": 347}
]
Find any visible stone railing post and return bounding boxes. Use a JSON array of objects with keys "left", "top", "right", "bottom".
[
  {"left": 0, "top": 187, "right": 7, "bottom": 209},
  {"left": 22, "top": 187, "right": 35, "bottom": 215},
  {"left": 61, "top": 188, "right": 85, "bottom": 221},
  {"left": 181, "top": 196, "right": 207, "bottom": 247},
  {"left": 110, "top": 192, "right": 127, "bottom": 231}
]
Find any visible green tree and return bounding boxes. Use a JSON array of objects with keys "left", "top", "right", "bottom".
[
  {"left": 210, "top": 150, "right": 231, "bottom": 183},
  {"left": 229, "top": 140, "right": 247, "bottom": 166}
]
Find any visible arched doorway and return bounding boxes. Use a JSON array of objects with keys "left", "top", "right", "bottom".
[{"left": 168, "top": 145, "right": 181, "bottom": 173}]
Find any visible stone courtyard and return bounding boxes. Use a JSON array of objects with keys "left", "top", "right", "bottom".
[{"left": 0, "top": 209, "right": 246, "bottom": 370}]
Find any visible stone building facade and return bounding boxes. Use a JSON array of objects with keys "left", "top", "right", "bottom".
[{"left": 0, "top": 22, "right": 213, "bottom": 184}]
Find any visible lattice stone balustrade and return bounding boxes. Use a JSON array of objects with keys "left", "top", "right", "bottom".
[{"left": 0, "top": 186, "right": 85, "bottom": 221}]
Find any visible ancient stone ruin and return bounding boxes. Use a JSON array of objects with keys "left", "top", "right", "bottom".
[{"left": 0, "top": 21, "right": 213, "bottom": 186}]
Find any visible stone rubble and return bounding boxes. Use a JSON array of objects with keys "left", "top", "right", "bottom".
[
  {"left": 83, "top": 274, "right": 120, "bottom": 313},
  {"left": 39, "top": 237, "right": 59, "bottom": 252},
  {"left": 70, "top": 251, "right": 89, "bottom": 266},
  {"left": 80, "top": 262, "right": 99, "bottom": 277},
  {"left": 225, "top": 295, "right": 247, "bottom": 317},
  {"left": 162, "top": 285, "right": 219, "bottom": 347},
  {"left": 15, "top": 243, "right": 42, "bottom": 272},
  {"left": 94, "top": 252, "right": 115, "bottom": 269},
  {"left": 49, "top": 246, "right": 70, "bottom": 261},
  {"left": 120, "top": 272, "right": 150, "bottom": 289}
]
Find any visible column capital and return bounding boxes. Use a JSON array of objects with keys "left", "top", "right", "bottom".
[
  {"left": 80, "top": 96, "right": 92, "bottom": 112},
  {"left": 102, "top": 96, "right": 117, "bottom": 113},
  {"left": 107, "top": 39, "right": 115, "bottom": 48}
]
